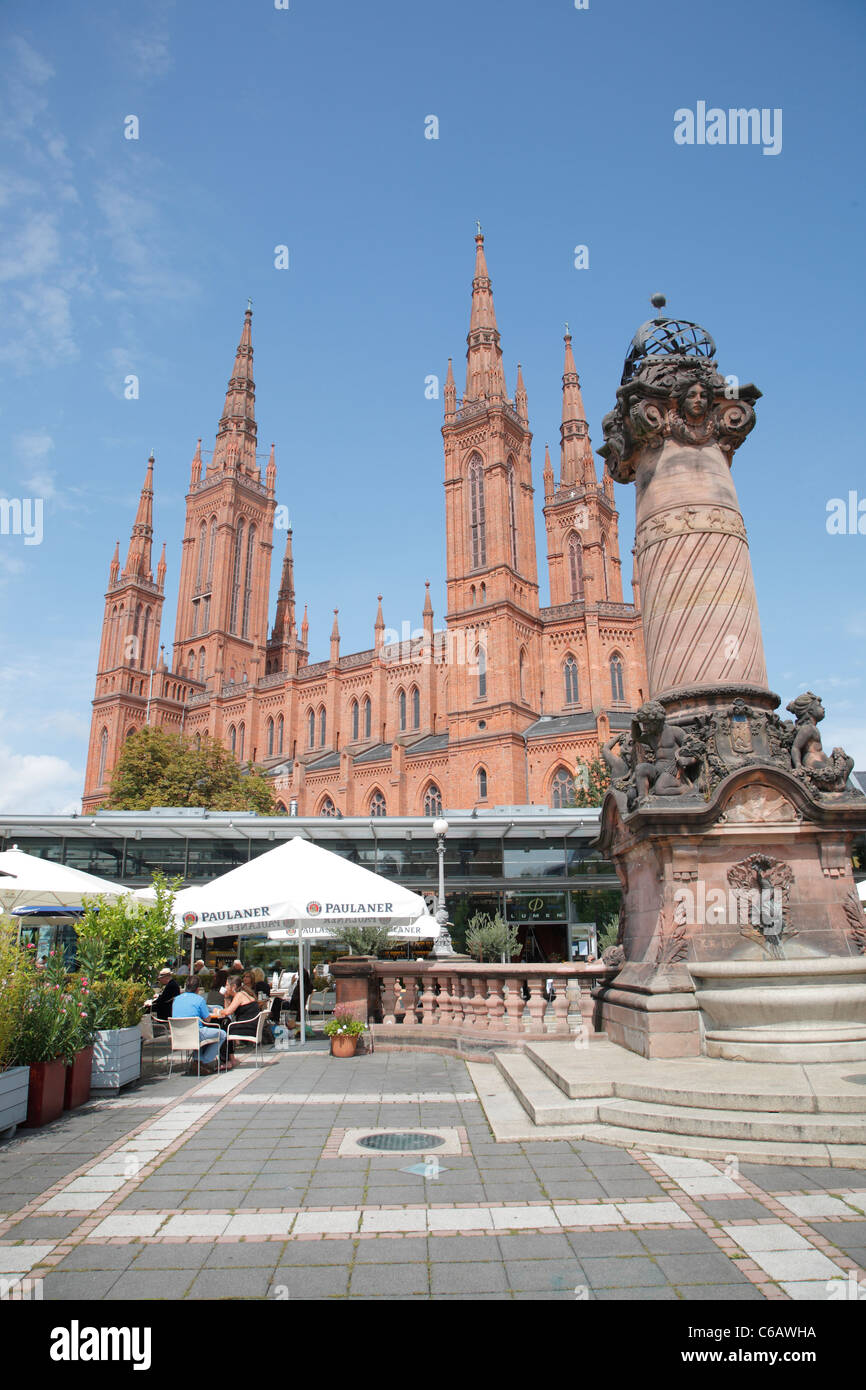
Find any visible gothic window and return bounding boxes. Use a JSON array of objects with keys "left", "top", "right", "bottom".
[
  {"left": 229, "top": 518, "right": 245, "bottom": 634},
  {"left": 307, "top": 709, "right": 315, "bottom": 748},
  {"left": 237, "top": 723, "right": 245, "bottom": 760},
  {"left": 477, "top": 643, "right": 487, "bottom": 700},
  {"left": 320, "top": 796, "right": 337, "bottom": 817},
  {"left": 241, "top": 523, "right": 256, "bottom": 638},
  {"left": 369, "top": 789, "right": 387, "bottom": 817},
  {"left": 568, "top": 533, "right": 584, "bottom": 601},
  {"left": 507, "top": 458, "right": 519, "bottom": 570},
  {"left": 229, "top": 667, "right": 235, "bottom": 683},
  {"left": 267, "top": 718, "right": 274, "bottom": 756},
  {"left": 201, "top": 595, "right": 210, "bottom": 632},
  {"left": 198, "top": 648, "right": 206, "bottom": 684},
  {"left": 97, "top": 728, "right": 108, "bottom": 785},
  {"left": 601, "top": 535, "right": 610, "bottom": 600},
  {"left": 398, "top": 688, "right": 407, "bottom": 732},
  {"left": 468, "top": 454, "right": 486, "bottom": 569},
  {"left": 519, "top": 648, "right": 526, "bottom": 702},
  {"left": 363, "top": 697, "right": 372, "bottom": 739},
  {"left": 423, "top": 783, "right": 442, "bottom": 817},
  {"left": 551, "top": 765, "right": 575, "bottom": 809},
  {"left": 206, "top": 518, "right": 217, "bottom": 587},
  {"left": 411, "top": 685, "right": 420, "bottom": 729},
  {"left": 319, "top": 706, "right": 326, "bottom": 746},
  {"left": 564, "top": 653, "right": 579, "bottom": 705},
  {"left": 480, "top": 582, "right": 486, "bottom": 603},
  {"left": 229, "top": 725, "right": 237, "bottom": 755},
  {"left": 469, "top": 585, "right": 476, "bottom": 606},
  {"left": 140, "top": 608, "right": 151, "bottom": 669},
  {"left": 610, "top": 653, "right": 625, "bottom": 702},
  {"left": 195, "top": 521, "right": 206, "bottom": 589},
  {"left": 351, "top": 699, "right": 359, "bottom": 741},
  {"left": 477, "top": 766, "right": 488, "bottom": 800},
  {"left": 277, "top": 715, "right": 284, "bottom": 755},
  {"left": 188, "top": 649, "right": 195, "bottom": 672}
]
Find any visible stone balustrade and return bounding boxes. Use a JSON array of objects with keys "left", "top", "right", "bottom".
[{"left": 330, "top": 958, "right": 618, "bottom": 1053}]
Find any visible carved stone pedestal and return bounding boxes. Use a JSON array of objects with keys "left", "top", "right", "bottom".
[{"left": 596, "top": 766, "right": 866, "bottom": 1059}]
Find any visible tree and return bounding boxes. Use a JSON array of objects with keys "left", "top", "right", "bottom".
[
  {"left": 106, "top": 726, "right": 276, "bottom": 814},
  {"left": 465, "top": 911, "right": 522, "bottom": 963},
  {"left": 76, "top": 871, "right": 180, "bottom": 984},
  {"left": 570, "top": 756, "right": 611, "bottom": 808}
]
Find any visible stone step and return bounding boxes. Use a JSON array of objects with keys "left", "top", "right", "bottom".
[
  {"left": 468, "top": 1062, "right": 866, "bottom": 1167},
  {"left": 598, "top": 1097, "right": 866, "bottom": 1146},
  {"left": 493, "top": 1052, "right": 602, "bottom": 1126},
  {"left": 523, "top": 1040, "right": 866, "bottom": 1114}
]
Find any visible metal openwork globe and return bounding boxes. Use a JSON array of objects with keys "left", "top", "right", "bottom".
[{"left": 621, "top": 293, "right": 717, "bottom": 384}]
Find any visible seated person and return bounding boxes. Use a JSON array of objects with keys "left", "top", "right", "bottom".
[
  {"left": 251, "top": 967, "right": 270, "bottom": 999},
  {"left": 151, "top": 968, "right": 180, "bottom": 1020},
  {"left": 209, "top": 974, "right": 260, "bottom": 1068},
  {"left": 287, "top": 968, "right": 312, "bottom": 1019},
  {"left": 171, "top": 975, "right": 226, "bottom": 1074},
  {"left": 206, "top": 968, "right": 228, "bottom": 1007}
]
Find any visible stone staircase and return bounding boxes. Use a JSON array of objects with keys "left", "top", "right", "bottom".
[{"left": 467, "top": 1039, "right": 866, "bottom": 1167}]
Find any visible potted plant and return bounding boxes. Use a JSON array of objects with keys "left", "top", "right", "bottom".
[
  {"left": 63, "top": 970, "right": 96, "bottom": 1111},
  {"left": 12, "top": 949, "right": 78, "bottom": 1128},
  {"left": 323, "top": 1004, "right": 366, "bottom": 1058},
  {"left": 0, "top": 922, "right": 32, "bottom": 1138},
  {"left": 76, "top": 872, "right": 178, "bottom": 1092}
]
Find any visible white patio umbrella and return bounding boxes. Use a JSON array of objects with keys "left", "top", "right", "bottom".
[
  {"left": 171, "top": 836, "right": 436, "bottom": 1047},
  {"left": 0, "top": 846, "right": 131, "bottom": 914}
]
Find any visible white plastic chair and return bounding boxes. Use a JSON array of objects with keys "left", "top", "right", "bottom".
[
  {"left": 167, "top": 1016, "right": 220, "bottom": 1077},
  {"left": 225, "top": 1008, "right": 268, "bottom": 1068}
]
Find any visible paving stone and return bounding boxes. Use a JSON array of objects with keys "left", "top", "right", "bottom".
[
  {"left": 354, "top": 1237, "right": 429, "bottom": 1263},
  {"left": 676, "top": 1283, "right": 764, "bottom": 1300},
  {"left": 597, "top": 1180, "right": 667, "bottom": 1199},
  {"left": 427, "top": 1235, "right": 499, "bottom": 1262},
  {"left": 638, "top": 1229, "right": 722, "bottom": 1255},
  {"left": 53, "top": 1246, "right": 138, "bottom": 1271},
  {"left": 186, "top": 1267, "right": 276, "bottom": 1299},
  {"left": 582, "top": 1256, "right": 668, "bottom": 1288},
  {"left": 696, "top": 1198, "right": 774, "bottom": 1222},
  {"left": 482, "top": 1183, "right": 547, "bottom": 1203},
  {"left": 568, "top": 1230, "right": 645, "bottom": 1257},
  {"left": 505, "top": 1259, "right": 585, "bottom": 1292},
  {"left": 275, "top": 1239, "right": 356, "bottom": 1265},
  {"left": 129, "top": 1244, "right": 211, "bottom": 1270},
  {"left": 594, "top": 1285, "right": 679, "bottom": 1300},
  {"left": 2, "top": 1216, "right": 81, "bottom": 1239},
  {"left": 105, "top": 1270, "right": 199, "bottom": 1300},
  {"left": 430, "top": 1261, "right": 509, "bottom": 1294},
  {"left": 495, "top": 1234, "right": 574, "bottom": 1261},
  {"left": 43, "top": 1271, "right": 122, "bottom": 1300},
  {"left": 655, "top": 1252, "right": 749, "bottom": 1284},
  {"left": 349, "top": 1263, "right": 429, "bottom": 1296}
]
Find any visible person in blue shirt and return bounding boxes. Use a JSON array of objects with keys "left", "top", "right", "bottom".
[{"left": 171, "top": 975, "right": 226, "bottom": 1072}]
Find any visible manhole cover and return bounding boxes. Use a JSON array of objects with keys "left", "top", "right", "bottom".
[{"left": 357, "top": 1131, "right": 446, "bottom": 1152}]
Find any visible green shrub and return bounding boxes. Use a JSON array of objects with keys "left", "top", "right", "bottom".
[
  {"left": 76, "top": 871, "right": 179, "bottom": 986},
  {"left": 333, "top": 923, "right": 391, "bottom": 957},
  {"left": 465, "top": 912, "right": 522, "bottom": 963}
]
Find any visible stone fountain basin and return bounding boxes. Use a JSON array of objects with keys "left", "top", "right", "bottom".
[{"left": 688, "top": 957, "right": 866, "bottom": 1062}]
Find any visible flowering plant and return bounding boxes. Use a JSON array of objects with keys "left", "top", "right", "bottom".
[{"left": 322, "top": 1004, "right": 366, "bottom": 1037}]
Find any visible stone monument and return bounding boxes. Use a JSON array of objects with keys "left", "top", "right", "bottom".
[{"left": 594, "top": 299, "right": 866, "bottom": 1061}]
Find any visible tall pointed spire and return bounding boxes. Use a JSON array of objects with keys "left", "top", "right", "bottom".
[
  {"left": 515, "top": 362, "right": 528, "bottom": 421},
  {"left": 543, "top": 442, "right": 555, "bottom": 502},
  {"left": 109, "top": 539, "right": 120, "bottom": 584},
  {"left": 265, "top": 442, "right": 276, "bottom": 496},
  {"left": 444, "top": 357, "right": 456, "bottom": 420},
  {"left": 124, "top": 453, "right": 155, "bottom": 580},
  {"left": 423, "top": 580, "right": 434, "bottom": 639},
  {"left": 190, "top": 438, "right": 202, "bottom": 487},
  {"left": 374, "top": 594, "right": 385, "bottom": 650},
  {"left": 464, "top": 228, "right": 507, "bottom": 403},
  {"left": 156, "top": 542, "right": 167, "bottom": 591},
  {"left": 271, "top": 528, "right": 296, "bottom": 644},
  {"left": 330, "top": 608, "right": 340, "bottom": 664},
  {"left": 300, "top": 604, "right": 309, "bottom": 649},
  {"left": 209, "top": 305, "right": 258, "bottom": 478},
  {"left": 560, "top": 330, "right": 595, "bottom": 487}
]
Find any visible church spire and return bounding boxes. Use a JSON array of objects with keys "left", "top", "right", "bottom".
[
  {"left": 515, "top": 362, "right": 528, "bottom": 421},
  {"left": 543, "top": 442, "right": 555, "bottom": 502},
  {"left": 109, "top": 539, "right": 120, "bottom": 584},
  {"left": 374, "top": 594, "right": 385, "bottom": 650},
  {"left": 464, "top": 228, "right": 506, "bottom": 403},
  {"left": 124, "top": 453, "right": 155, "bottom": 580},
  {"left": 444, "top": 357, "right": 456, "bottom": 420},
  {"left": 560, "top": 330, "right": 595, "bottom": 488},
  {"left": 209, "top": 305, "right": 258, "bottom": 478},
  {"left": 190, "top": 438, "right": 202, "bottom": 487},
  {"left": 271, "top": 528, "right": 296, "bottom": 644}
]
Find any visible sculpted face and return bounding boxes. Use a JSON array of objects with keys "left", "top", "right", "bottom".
[{"left": 683, "top": 382, "right": 709, "bottom": 420}]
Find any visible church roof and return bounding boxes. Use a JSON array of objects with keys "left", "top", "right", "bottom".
[{"left": 524, "top": 710, "right": 633, "bottom": 739}]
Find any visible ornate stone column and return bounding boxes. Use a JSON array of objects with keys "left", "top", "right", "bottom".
[{"left": 600, "top": 311, "right": 769, "bottom": 717}]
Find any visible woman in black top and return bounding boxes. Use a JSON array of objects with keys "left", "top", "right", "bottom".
[{"left": 208, "top": 975, "right": 260, "bottom": 1067}]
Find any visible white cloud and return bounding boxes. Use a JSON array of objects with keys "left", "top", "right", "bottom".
[
  {"left": 13, "top": 430, "right": 54, "bottom": 464},
  {"left": 0, "top": 741, "right": 82, "bottom": 814}
]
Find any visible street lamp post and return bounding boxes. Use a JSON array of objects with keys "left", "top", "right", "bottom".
[{"left": 430, "top": 816, "right": 456, "bottom": 958}]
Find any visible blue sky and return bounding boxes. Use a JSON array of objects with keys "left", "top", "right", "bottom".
[{"left": 0, "top": 0, "right": 864, "bottom": 811}]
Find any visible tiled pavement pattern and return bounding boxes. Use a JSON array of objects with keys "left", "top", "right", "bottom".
[{"left": 1, "top": 1049, "right": 865, "bottom": 1301}]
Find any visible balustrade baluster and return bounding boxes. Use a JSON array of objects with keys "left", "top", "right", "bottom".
[
  {"left": 420, "top": 971, "right": 437, "bottom": 1025},
  {"left": 435, "top": 972, "right": 452, "bottom": 1026},
  {"left": 381, "top": 974, "right": 398, "bottom": 1026},
  {"left": 503, "top": 975, "right": 524, "bottom": 1033},
  {"left": 551, "top": 979, "right": 570, "bottom": 1034},
  {"left": 470, "top": 975, "right": 488, "bottom": 1030},
  {"left": 486, "top": 975, "right": 505, "bottom": 1033},
  {"left": 401, "top": 974, "right": 419, "bottom": 1026},
  {"left": 526, "top": 977, "right": 546, "bottom": 1033},
  {"left": 448, "top": 972, "right": 464, "bottom": 1027}
]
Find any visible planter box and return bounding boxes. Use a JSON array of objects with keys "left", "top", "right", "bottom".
[
  {"left": 0, "top": 1066, "right": 30, "bottom": 1138},
  {"left": 24, "top": 1058, "right": 66, "bottom": 1128},
  {"left": 91, "top": 1027, "right": 142, "bottom": 1092},
  {"left": 64, "top": 1046, "right": 94, "bottom": 1110}
]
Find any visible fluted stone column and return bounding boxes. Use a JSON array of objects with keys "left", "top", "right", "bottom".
[{"left": 601, "top": 346, "right": 772, "bottom": 717}]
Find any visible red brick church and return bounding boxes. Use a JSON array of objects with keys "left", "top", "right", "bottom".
[{"left": 82, "top": 233, "right": 647, "bottom": 815}]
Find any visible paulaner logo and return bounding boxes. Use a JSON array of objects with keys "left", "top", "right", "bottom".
[
  {"left": 50, "top": 1321, "right": 152, "bottom": 1371},
  {"left": 674, "top": 102, "right": 782, "bottom": 156}
]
